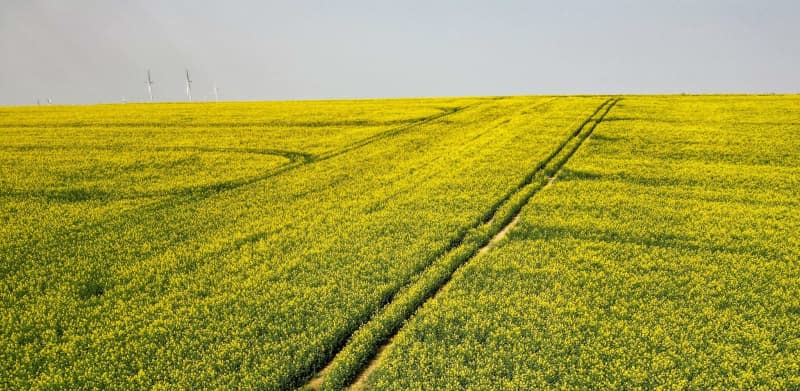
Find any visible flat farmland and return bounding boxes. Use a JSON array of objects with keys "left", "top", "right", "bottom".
[{"left": 1, "top": 95, "right": 798, "bottom": 389}]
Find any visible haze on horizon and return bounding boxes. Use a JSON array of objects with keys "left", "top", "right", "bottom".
[{"left": 1, "top": 0, "right": 798, "bottom": 105}]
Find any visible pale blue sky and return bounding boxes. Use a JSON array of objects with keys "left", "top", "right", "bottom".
[{"left": 1, "top": 0, "right": 798, "bottom": 105}]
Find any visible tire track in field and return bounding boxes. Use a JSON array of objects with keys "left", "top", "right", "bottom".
[
  {"left": 0, "top": 101, "right": 489, "bottom": 265},
  {"left": 174, "top": 98, "right": 498, "bottom": 197},
  {"left": 3, "top": 101, "right": 484, "bottom": 205},
  {"left": 0, "top": 146, "right": 312, "bottom": 201},
  {"left": 303, "top": 98, "right": 620, "bottom": 391},
  {"left": 184, "top": 100, "right": 491, "bottom": 196}
]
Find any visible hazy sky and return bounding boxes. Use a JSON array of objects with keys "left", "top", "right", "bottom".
[{"left": 1, "top": 0, "right": 798, "bottom": 105}]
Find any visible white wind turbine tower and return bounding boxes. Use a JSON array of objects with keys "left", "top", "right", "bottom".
[
  {"left": 145, "top": 70, "right": 154, "bottom": 102},
  {"left": 213, "top": 84, "right": 219, "bottom": 102},
  {"left": 184, "top": 69, "right": 193, "bottom": 102}
]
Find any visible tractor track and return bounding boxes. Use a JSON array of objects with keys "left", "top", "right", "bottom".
[
  {"left": 0, "top": 100, "right": 492, "bottom": 264},
  {"left": 303, "top": 97, "right": 620, "bottom": 390},
  {"left": 1, "top": 102, "right": 479, "bottom": 202}
]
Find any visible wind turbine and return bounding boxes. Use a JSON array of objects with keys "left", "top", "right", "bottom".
[
  {"left": 184, "top": 69, "right": 193, "bottom": 102},
  {"left": 145, "top": 70, "right": 154, "bottom": 102},
  {"left": 213, "top": 84, "right": 219, "bottom": 102}
]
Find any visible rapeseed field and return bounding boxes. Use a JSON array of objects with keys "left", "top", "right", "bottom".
[{"left": 1, "top": 95, "right": 797, "bottom": 390}]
